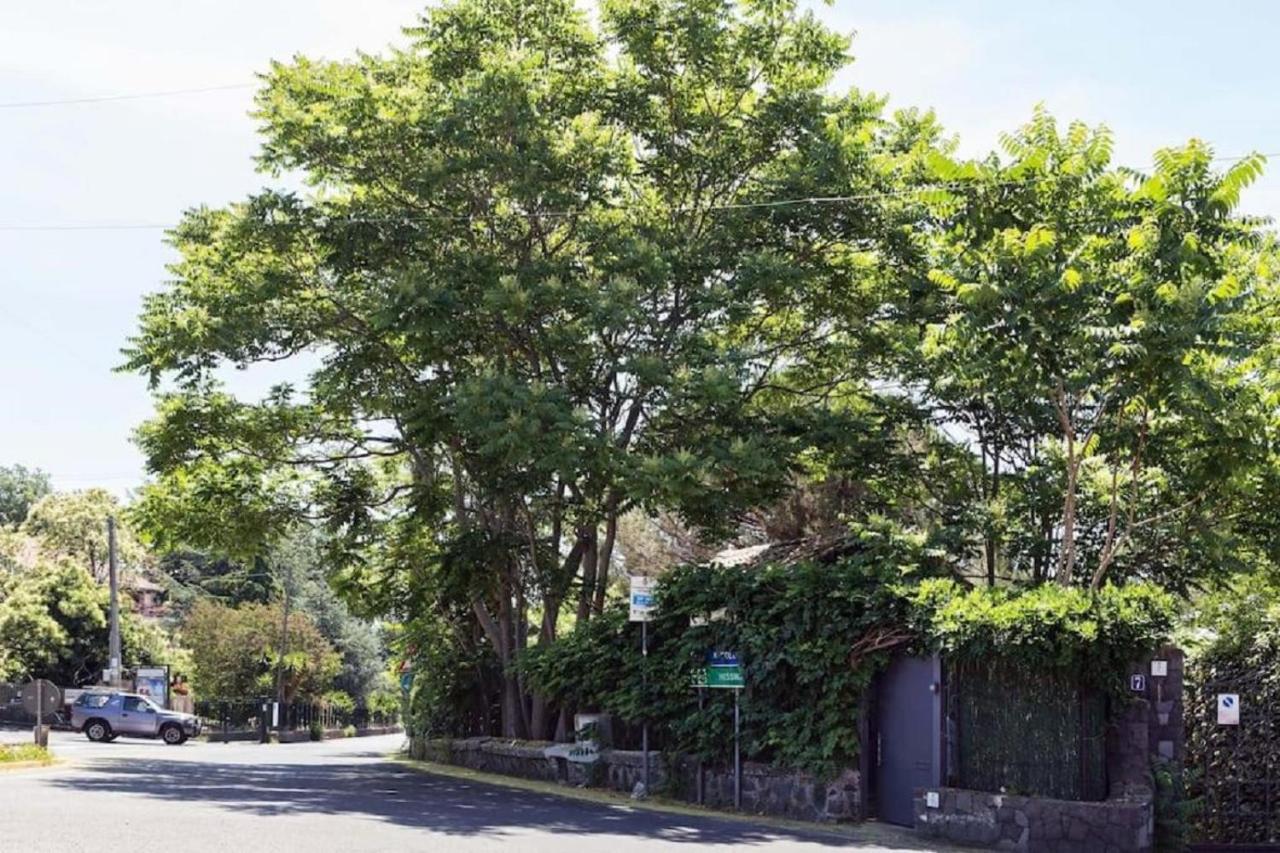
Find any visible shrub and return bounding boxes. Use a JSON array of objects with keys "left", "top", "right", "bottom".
[
  {"left": 308, "top": 720, "right": 324, "bottom": 741},
  {"left": 343, "top": 724, "right": 357, "bottom": 738}
]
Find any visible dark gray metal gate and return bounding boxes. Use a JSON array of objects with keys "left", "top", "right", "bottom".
[
  {"left": 874, "top": 655, "right": 942, "bottom": 826},
  {"left": 1188, "top": 661, "right": 1280, "bottom": 848}
]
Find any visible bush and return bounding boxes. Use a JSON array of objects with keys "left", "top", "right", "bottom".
[
  {"left": 342, "top": 724, "right": 357, "bottom": 738},
  {"left": 322, "top": 690, "right": 355, "bottom": 714},
  {"left": 308, "top": 720, "right": 324, "bottom": 741}
]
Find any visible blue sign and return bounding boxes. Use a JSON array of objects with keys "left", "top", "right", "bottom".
[{"left": 707, "top": 651, "right": 740, "bottom": 668}]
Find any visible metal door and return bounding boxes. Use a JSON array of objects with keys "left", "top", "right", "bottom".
[{"left": 875, "top": 655, "right": 941, "bottom": 826}]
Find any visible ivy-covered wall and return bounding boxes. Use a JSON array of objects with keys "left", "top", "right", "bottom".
[{"left": 517, "top": 537, "right": 1175, "bottom": 781}]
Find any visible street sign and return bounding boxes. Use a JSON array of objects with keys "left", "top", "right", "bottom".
[
  {"left": 1130, "top": 674, "right": 1146, "bottom": 692},
  {"left": 1218, "top": 694, "right": 1241, "bottom": 726},
  {"left": 705, "top": 667, "right": 746, "bottom": 689},
  {"left": 629, "top": 576, "right": 656, "bottom": 622},
  {"left": 400, "top": 673, "right": 415, "bottom": 693},
  {"left": 21, "top": 680, "right": 61, "bottom": 720},
  {"left": 700, "top": 650, "right": 744, "bottom": 690}
]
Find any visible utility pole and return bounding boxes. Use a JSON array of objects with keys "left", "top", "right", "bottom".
[
  {"left": 107, "top": 516, "right": 122, "bottom": 687},
  {"left": 274, "top": 560, "right": 294, "bottom": 724}
]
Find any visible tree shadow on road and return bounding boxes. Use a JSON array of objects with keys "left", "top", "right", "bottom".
[{"left": 47, "top": 752, "right": 939, "bottom": 850}]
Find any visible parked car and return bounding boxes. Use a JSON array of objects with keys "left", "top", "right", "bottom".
[{"left": 71, "top": 691, "right": 202, "bottom": 745}]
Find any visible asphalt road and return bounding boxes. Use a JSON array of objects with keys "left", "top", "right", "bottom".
[{"left": 0, "top": 730, "right": 947, "bottom": 852}]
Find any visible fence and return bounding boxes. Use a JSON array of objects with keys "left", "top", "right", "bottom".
[
  {"left": 1187, "top": 659, "right": 1280, "bottom": 846},
  {"left": 945, "top": 659, "right": 1108, "bottom": 801},
  {"left": 194, "top": 699, "right": 400, "bottom": 739}
]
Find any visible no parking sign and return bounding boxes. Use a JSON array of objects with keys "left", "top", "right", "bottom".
[{"left": 1218, "top": 694, "right": 1240, "bottom": 726}]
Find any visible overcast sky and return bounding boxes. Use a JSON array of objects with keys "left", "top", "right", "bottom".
[{"left": 3, "top": 1, "right": 1278, "bottom": 495}]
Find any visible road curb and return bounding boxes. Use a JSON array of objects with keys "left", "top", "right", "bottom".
[{"left": 390, "top": 754, "right": 963, "bottom": 851}]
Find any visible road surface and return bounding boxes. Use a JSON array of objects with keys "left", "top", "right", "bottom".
[{"left": 0, "top": 730, "right": 947, "bottom": 852}]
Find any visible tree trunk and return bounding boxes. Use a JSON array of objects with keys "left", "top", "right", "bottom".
[
  {"left": 576, "top": 528, "right": 598, "bottom": 622},
  {"left": 593, "top": 511, "right": 618, "bottom": 614},
  {"left": 1054, "top": 387, "right": 1079, "bottom": 587}
]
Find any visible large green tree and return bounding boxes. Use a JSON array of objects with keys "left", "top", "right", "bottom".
[
  {"left": 182, "top": 599, "right": 339, "bottom": 702},
  {"left": 124, "top": 0, "right": 916, "bottom": 737},
  {"left": 0, "top": 558, "right": 167, "bottom": 685},
  {"left": 911, "top": 110, "right": 1280, "bottom": 590}
]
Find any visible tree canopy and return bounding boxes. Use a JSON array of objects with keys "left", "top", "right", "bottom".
[
  {"left": 0, "top": 464, "right": 51, "bottom": 528},
  {"left": 121, "top": 0, "right": 1280, "bottom": 741}
]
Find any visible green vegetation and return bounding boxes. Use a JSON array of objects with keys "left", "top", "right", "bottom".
[
  {"left": 0, "top": 465, "right": 50, "bottom": 528},
  {"left": 520, "top": 548, "right": 1173, "bottom": 777},
  {"left": 96, "top": 0, "right": 1280, "bottom": 766},
  {"left": 0, "top": 744, "right": 51, "bottom": 764},
  {"left": 182, "top": 599, "right": 339, "bottom": 702}
]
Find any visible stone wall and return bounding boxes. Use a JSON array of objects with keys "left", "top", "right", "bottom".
[
  {"left": 409, "top": 736, "right": 860, "bottom": 823},
  {"left": 913, "top": 787, "right": 1153, "bottom": 853}
]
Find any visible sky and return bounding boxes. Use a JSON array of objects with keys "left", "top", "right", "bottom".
[{"left": 3, "top": 1, "right": 1279, "bottom": 496}]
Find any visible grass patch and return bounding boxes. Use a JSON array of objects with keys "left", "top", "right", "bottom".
[{"left": 0, "top": 744, "right": 51, "bottom": 764}]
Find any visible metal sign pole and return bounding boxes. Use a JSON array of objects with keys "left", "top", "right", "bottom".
[
  {"left": 733, "top": 689, "right": 741, "bottom": 810},
  {"left": 34, "top": 681, "right": 42, "bottom": 747},
  {"left": 697, "top": 688, "right": 705, "bottom": 806},
  {"left": 642, "top": 619, "right": 649, "bottom": 794}
]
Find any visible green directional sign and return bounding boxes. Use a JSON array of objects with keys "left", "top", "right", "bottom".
[
  {"left": 705, "top": 666, "right": 744, "bottom": 689},
  {"left": 693, "top": 649, "right": 744, "bottom": 690}
]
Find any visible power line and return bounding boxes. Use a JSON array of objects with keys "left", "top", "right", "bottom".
[
  {"left": 0, "top": 141, "right": 1272, "bottom": 233},
  {"left": 0, "top": 83, "right": 253, "bottom": 109}
]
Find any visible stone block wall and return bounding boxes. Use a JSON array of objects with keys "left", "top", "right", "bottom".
[
  {"left": 409, "top": 736, "right": 860, "bottom": 823},
  {"left": 913, "top": 787, "right": 1153, "bottom": 853}
]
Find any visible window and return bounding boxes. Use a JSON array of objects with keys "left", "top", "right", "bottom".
[
  {"left": 76, "top": 693, "right": 112, "bottom": 709},
  {"left": 123, "top": 696, "right": 152, "bottom": 712}
]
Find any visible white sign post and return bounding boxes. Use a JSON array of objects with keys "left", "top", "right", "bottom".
[
  {"left": 628, "top": 576, "right": 656, "bottom": 796},
  {"left": 629, "top": 577, "right": 656, "bottom": 622},
  {"left": 1218, "top": 694, "right": 1240, "bottom": 726}
]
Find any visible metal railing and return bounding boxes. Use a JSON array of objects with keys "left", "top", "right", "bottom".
[{"left": 194, "top": 699, "right": 400, "bottom": 740}]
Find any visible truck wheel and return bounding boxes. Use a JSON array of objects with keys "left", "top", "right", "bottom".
[
  {"left": 85, "top": 720, "right": 111, "bottom": 742},
  {"left": 161, "top": 724, "right": 186, "bottom": 745}
]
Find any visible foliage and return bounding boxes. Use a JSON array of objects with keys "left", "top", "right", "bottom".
[
  {"left": 117, "top": 0, "right": 1280, "bottom": 751},
  {"left": 181, "top": 599, "right": 340, "bottom": 701},
  {"left": 1153, "top": 761, "right": 1195, "bottom": 853},
  {"left": 523, "top": 538, "right": 1173, "bottom": 776},
  {"left": 522, "top": 524, "right": 939, "bottom": 777},
  {"left": 910, "top": 110, "right": 1279, "bottom": 590},
  {"left": 122, "top": 0, "right": 924, "bottom": 740},
  {"left": 0, "top": 464, "right": 51, "bottom": 528},
  {"left": 282, "top": 532, "right": 388, "bottom": 707},
  {"left": 404, "top": 610, "right": 499, "bottom": 739},
  {"left": 321, "top": 690, "right": 356, "bottom": 713},
  {"left": 156, "top": 550, "right": 276, "bottom": 613},
  {"left": 22, "top": 490, "right": 145, "bottom": 582},
  {"left": 0, "top": 744, "right": 50, "bottom": 764},
  {"left": 0, "top": 558, "right": 164, "bottom": 685},
  {"left": 909, "top": 578, "right": 1174, "bottom": 686}
]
